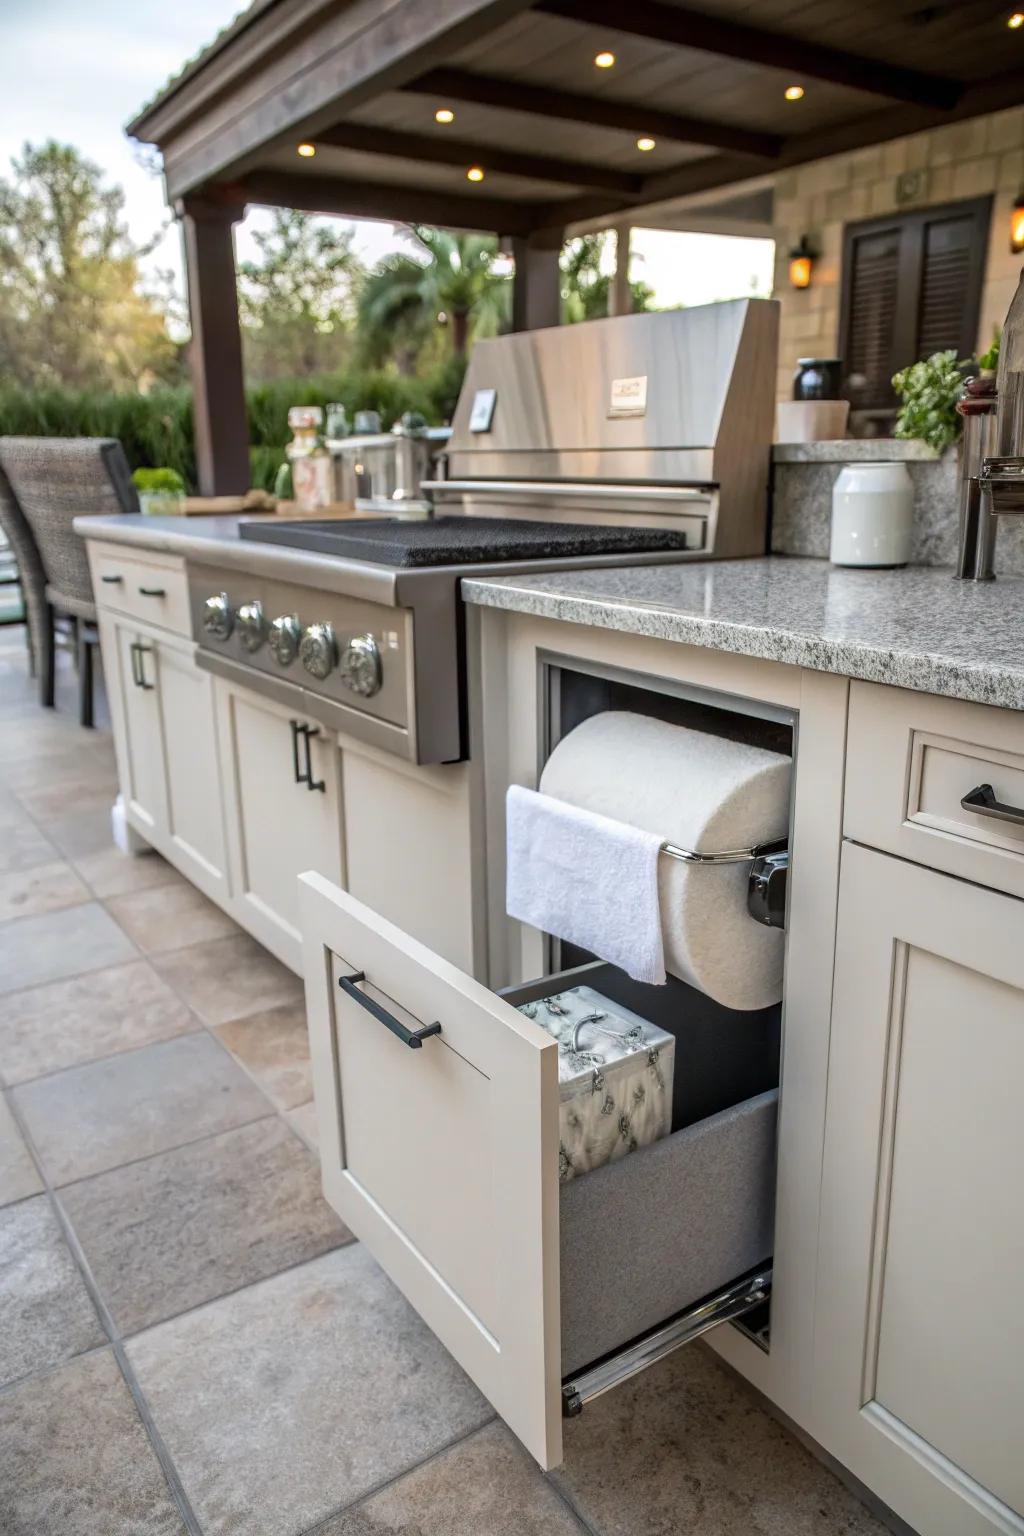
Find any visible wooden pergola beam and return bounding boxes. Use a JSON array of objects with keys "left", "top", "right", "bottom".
[
  {"left": 536, "top": 0, "right": 963, "bottom": 111},
  {"left": 406, "top": 67, "right": 782, "bottom": 159},
  {"left": 316, "top": 121, "right": 645, "bottom": 195},
  {"left": 237, "top": 169, "right": 544, "bottom": 233}
]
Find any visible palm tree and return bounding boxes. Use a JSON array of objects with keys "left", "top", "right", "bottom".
[
  {"left": 357, "top": 227, "right": 509, "bottom": 369},
  {"left": 561, "top": 233, "right": 653, "bottom": 323}
]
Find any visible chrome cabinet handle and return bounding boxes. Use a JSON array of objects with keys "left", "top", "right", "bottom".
[
  {"left": 138, "top": 586, "right": 166, "bottom": 597},
  {"left": 961, "top": 783, "right": 1024, "bottom": 826},
  {"left": 338, "top": 972, "right": 441, "bottom": 1049},
  {"left": 130, "top": 640, "right": 154, "bottom": 690}
]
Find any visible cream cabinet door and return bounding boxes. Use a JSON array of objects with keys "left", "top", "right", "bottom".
[
  {"left": 215, "top": 679, "right": 344, "bottom": 973},
  {"left": 815, "top": 841, "right": 1024, "bottom": 1536},
  {"left": 155, "top": 638, "right": 229, "bottom": 903},
  {"left": 103, "top": 614, "right": 167, "bottom": 839},
  {"left": 300, "top": 874, "right": 562, "bottom": 1468}
]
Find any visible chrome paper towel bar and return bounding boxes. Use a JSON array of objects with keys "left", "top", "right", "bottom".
[{"left": 659, "top": 838, "right": 789, "bottom": 931}]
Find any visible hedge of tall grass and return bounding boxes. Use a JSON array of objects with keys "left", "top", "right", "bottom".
[{"left": 0, "top": 356, "right": 466, "bottom": 492}]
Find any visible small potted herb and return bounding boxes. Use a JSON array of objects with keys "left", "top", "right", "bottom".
[
  {"left": 133, "top": 467, "right": 186, "bottom": 516},
  {"left": 892, "top": 351, "right": 965, "bottom": 456}
]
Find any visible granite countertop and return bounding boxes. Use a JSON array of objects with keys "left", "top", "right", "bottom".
[{"left": 463, "top": 557, "right": 1024, "bottom": 711}]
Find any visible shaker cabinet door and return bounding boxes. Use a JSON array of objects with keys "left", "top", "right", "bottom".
[
  {"left": 815, "top": 842, "right": 1024, "bottom": 1536},
  {"left": 156, "top": 639, "right": 229, "bottom": 903},
  {"left": 215, "top": 679, "right": 343, "bottom": 973},
  {"left": 105, "top": 615, "right": 167, "bottom": 838}
]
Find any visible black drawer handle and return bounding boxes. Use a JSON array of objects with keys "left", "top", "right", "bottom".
[
  {"left": 339, "top": 972, "right": 442, "bottom": 1049},
  {"left": 138, "top": 586, "right": 166, "bottom": 597},
  {"left": 290, "top": 719, "right": 325, "bottom": 792},
  {"left": 101, "top": 573, "right": 123, "bottom": 584},
  {"left": 961, "top": 783, "right": 1024, "bottom": 827}
]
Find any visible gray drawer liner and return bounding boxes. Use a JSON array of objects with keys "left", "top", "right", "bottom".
[{"left": 559, "top": 1087, "right": 778, "bottom": 1376}]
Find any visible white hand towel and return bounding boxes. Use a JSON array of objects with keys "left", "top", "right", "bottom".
[{"left": 506, "top": 783, "right": 666, "bottom": 984}]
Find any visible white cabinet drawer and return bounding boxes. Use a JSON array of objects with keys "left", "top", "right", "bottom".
[
  {"left": 845, "top": 682, "right": 1024, "bottom": 899},
  {"left": 301, "top": 875, "right": 777, "bottom": 1470},
  {"left": 90, "top": 543, "right": 191, "bottom": 637}
]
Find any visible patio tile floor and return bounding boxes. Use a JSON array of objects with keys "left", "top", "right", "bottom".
[{"left": 0, "top": 633, "right": 891, "bottom": 1535}]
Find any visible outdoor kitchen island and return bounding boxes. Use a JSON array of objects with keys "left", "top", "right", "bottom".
[{"left": 77, "top": 497, "right": 1024, "bottom": 1536}]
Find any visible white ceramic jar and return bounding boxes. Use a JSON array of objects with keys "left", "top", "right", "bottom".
[{"left": 830, "top": 461, "right": 914, "bottom": 567}]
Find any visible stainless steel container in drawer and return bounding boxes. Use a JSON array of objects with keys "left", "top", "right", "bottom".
[{"left": 300, "top": 875, "right": 778, "bottom": 1471}]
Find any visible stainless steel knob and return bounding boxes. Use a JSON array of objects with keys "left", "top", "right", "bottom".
[
  {"left": 268, "top": 613, "right": 301, "bottom": 667},
  {"left": 203, "top": 592, "right": 233, "bottom": 641},
  {"left": 338, "top": 633, "right": 383, "bottom": 698},
  {"left": 299, "top": 621, "right": 337, "bottom": 680},
  {"left": 236, "top": 599, "right": 266, "bottom": 653}
]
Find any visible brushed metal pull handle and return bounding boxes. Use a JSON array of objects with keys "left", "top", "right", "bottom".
[
  {"left": 961, "top": 783, "right": 1024, "bottom": 826},
  {"left": 101, "top": 573, "right": 123, "bottom": 584},
  {"left": 130, "top": 640, "right": 155, "bottom": 690},
  {"left": 338, "top": 972, "right": 441, "bottom": 1049},
  {"left": 138, "top": 586, "right": 166, "bottom": 597},
  {"left": 302, "top": 724, "right": 325, "bottom": 793}
]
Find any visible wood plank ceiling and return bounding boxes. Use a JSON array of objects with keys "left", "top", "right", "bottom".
[{"left": 131, "top": 0, "right": 1024, "bottom": 233}]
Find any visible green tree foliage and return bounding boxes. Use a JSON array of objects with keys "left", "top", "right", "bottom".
[
  {"left": 561, "top": 232, "right": 653, "bottom": 323},
  {"left": 0, "top": 141, "right": 180, "bottom": 391},
  {"left": 357, "top": 228, "right": 509, "bottom": 367},
  {"left": 238, "top": 209, "right": 364, "bottom": 381}
]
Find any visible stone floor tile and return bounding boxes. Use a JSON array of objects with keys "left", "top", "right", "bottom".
[
  {"left": 0, "top": 959, "right": 195, "bottom": 1085},
  {"left": 154, "top": 930, "right": 304, "bottom": 1026},
  {"left": 106, "top": 879, "right": 238, "bottom": 955},
  {"left": 214, "top": 1000, "right": 313, "bottom": 1110},
  {"left": 0, "top": 1095, "right": 42, "bottom": 1206},
  {"left": 555, "top": 1344, "right": 888, "bottom": 1536},
  {"left": 73, "top": 844, "right": 181, "bottom": 899},
  {"left": 0, "top": 1348, "right": 185, "bottom": 1535},
  {"left": 286, "top": 1099, "right": 320, "bottom": 1153},
  {"left": 0, "top": 902, "right": 137, "bottom": 995},
  {"left": 0, "top": 1194, "right": 104, "bottom": 1387},
  {"left": 0, "top": 858, "right": 91, "bottom": 922},
  {"left": 319, "top": 1421, "right": 583, "bottom": 1536},
  {"left": 0, "top": 815, "right": 61, "bottom": 873},
  {"left": 12, "top": 1032, "right": 270, "bottom": 1185},
  {"left": 127, "top": 1244, "right": 491, "bottom": 1536},
  {"left": 42, "top": 802, "right": 120, "bottom": 861},
  {"left": 62, "top": 1116, "right": 350, "bottom": 1335}
]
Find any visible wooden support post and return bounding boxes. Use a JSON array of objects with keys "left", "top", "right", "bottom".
[
  {"left": 181, "top": 197, "right": 250, "bottom": 496},
  {"left": 510, "top": 234, "right": 563, "bottom": 331},
  {"left": 609, "top": 225, "right": 632, "bottom": 317}
]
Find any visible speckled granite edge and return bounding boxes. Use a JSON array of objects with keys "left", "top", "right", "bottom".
[
  {"left": 462, "top": 576, "right": 1024, "bottom": 712},
  {"left": 771, "top": 439, "right": 939, "bottom": 463}
]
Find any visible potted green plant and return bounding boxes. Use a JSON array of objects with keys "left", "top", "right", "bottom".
[
  {"left": 133, "top": 467, "right": 186, "bottom": 516},
  {"left": 891, "top": 351, "right": 965, "bottom": 456}
]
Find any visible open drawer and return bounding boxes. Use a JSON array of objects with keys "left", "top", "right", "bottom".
[{"left": 300, "top": 873, "right": 778, "bottom": 1469}]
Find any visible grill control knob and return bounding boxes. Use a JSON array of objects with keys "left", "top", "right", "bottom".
[
  {"left": 203, "top": 592, "right": 233, "bottom": 641},
  {"left": 299, "top": 621, "right": 337, "bottom": 680},
  {"left": 236, "top": 599, "right": 267, "bottom": 653},
  {"left": 339, "top": 634, "right": 383, "bottom": 698},
  {"left": 268, "top": 613, "right": 301, "bottom": 667}
]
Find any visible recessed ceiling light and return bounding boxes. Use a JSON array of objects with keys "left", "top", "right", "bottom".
[
  {"left": 466, "top": 166, "right": 485, "bottom": 182},
  {"left": 636, "top": 136, "right": 656, "bottom": 152},
  {"left": 594, "top": 50, "right": 616, "bottom": 68},
  {"left": 435, "top": 107, "right": 455, "bottom": 123},
  {"left": 1009, "top": 10, "right": 1024, "bottom": 25},
  {"left": 784, "top": 84, "right": 805, "bottom": 101},
  {"left": 297, "top": 142, "right": 316, "bottom": 157}
]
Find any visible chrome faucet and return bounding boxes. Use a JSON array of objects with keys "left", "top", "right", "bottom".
[{"left": 957, "top": 268, "right": 1024, "bottom": 579}]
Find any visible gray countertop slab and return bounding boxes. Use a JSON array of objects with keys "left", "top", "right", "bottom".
[
  {"left": 463, "top": 557, "right": 1024, "bottom": 711},
  {"left": 772, "top": 439, "right": 939, "bottom": 463}
]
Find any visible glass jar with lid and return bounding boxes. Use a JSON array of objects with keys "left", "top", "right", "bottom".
[{"left": 286, "top": 406, "right": 333, "bottom": 510}]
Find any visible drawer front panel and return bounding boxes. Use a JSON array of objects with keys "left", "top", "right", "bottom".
[
  {"left": 92, "top": 545, "right": 191, "bottom": 636},
  {"left": 845, "top": 682, "right": 1024, "bottom": 898},
  {"left": 300, "top": 874, "right": 563, "bottom": 1469}
]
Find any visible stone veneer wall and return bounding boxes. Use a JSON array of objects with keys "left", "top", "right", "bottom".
[
  {"left": 772, "top": 107, "right": 1024, "bottom": 407},
  {"left": 770, "top": 440, "right": 1024, "bottom": 575}
]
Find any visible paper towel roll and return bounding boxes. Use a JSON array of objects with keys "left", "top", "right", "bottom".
[{"left": 539, "top": 711, "right": 791, "bottom": 1011}]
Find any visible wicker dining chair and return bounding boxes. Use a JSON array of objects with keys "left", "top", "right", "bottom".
[
  {"left": 0, "top": 458, "right": 48, "bottom": 679},
  {"left": 0, "top": 437, "right": 139, "bottom": 726}
]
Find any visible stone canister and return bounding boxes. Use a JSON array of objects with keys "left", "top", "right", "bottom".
[{"left": 830, "top": 461, "right": 914, "bottom": 567}]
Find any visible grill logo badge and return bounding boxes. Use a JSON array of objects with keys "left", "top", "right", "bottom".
[{"left": 608, "top": 375, "right": 648, "bottom": 418}]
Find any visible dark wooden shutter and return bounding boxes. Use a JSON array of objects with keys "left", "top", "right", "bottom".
[
  {"left": 843, "top": 226, "right": 901, "bottom": 409},
  {"left": 838, "top": 197, "right": 991, "bottom": 417}
]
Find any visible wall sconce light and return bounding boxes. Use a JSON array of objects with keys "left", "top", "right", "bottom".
[
  {"left": 788, "top": 236, "right": 816, "bottom": 290},
  {"left": 1012, "top": 192, "right": 1024, "bottom": 253}
]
